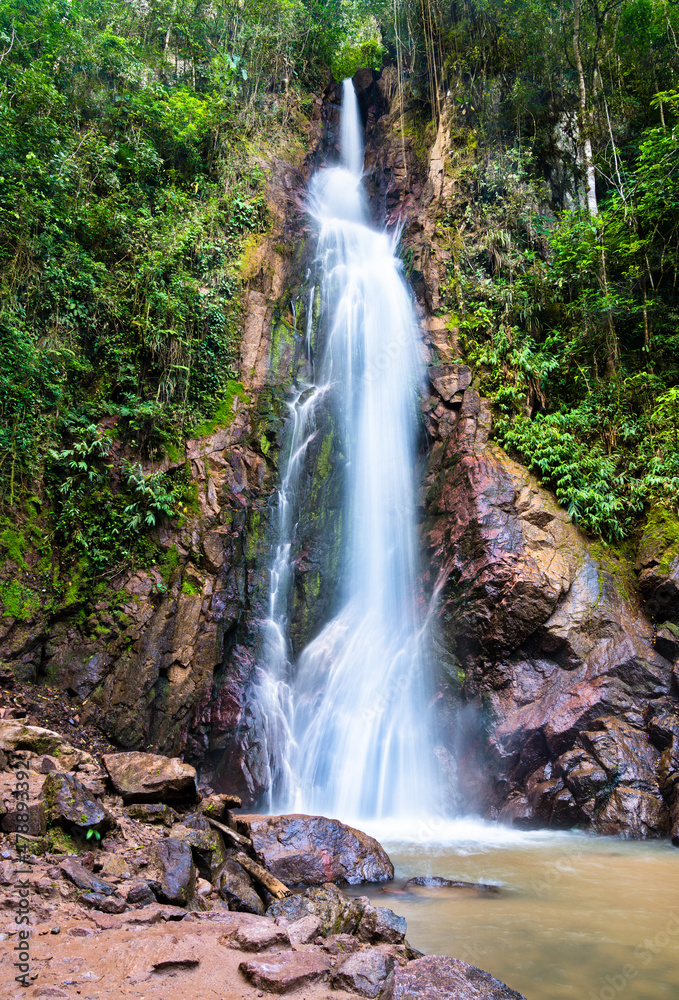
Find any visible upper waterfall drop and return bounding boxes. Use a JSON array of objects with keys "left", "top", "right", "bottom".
[{"left": 263, "top": 78, "right": 437, "bottom": 821}]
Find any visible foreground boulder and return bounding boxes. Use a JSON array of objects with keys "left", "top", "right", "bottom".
[
  {"left": 386, "top": 955, "right": 526, "bottom": 999},
  {"left": 238, "top": 814, "right": 394, "bottom": 885},
  {"left": 103, "top": 751, "right": 197, "bottom": 803},
  {"left": 44, "top": 772, "right": 112, "bottom": 835},
  {"left": 239, "top": 951, "right": 331, "bottom": 993},
  {"left": 154, "top": 837, "right": 196, "bottom": 905},
  {"left": 268, "top": 883, "right": 364, "bottom": 936}
]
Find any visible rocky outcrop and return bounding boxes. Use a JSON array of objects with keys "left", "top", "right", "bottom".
[
  {"left": 422, "top": 379, "right": 678, "bottom": 836},
  {"left": 238, "top": 813, "right": 395, "bottom": 885}
]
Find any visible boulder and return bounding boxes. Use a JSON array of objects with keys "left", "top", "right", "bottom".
[
  {"left": 386, "top": 955, "right": 526, "bottom": 999},
  {"left": 154, "top": 837, "right": 196, "bottom": 906},
  {"left": 125, "top": 803, "right": 177, "bottom": 827},
  {"left": 126, "top": 881, "right": 156, "bottom": 905},
  {"left": 0, "top": 720, "right": 81, "bottom": 758},
  {"left": 234, "top": 917, "right": 290, "bottom": 952},
  {"left": 44, "top": 772, "right": 112, "bottom": 834},
  {"left": 267, "top": 883, "right": 364, "bottom": 937},
  {"left": 239, "top": 951, "right": 331, "bottom": 993},
  {"left": 80, "top": 892, "right": 127, "bottom": 914},
  {"left": 238, "top": 814, "right": 394, "bottom": 885},
  {"left": 170, "top": 817, "right": 226, "bottom": 881},
  {"left": 636, "top": 509, "right": 679, "bottom": 621},
  {"left": 287, "top": 914, "right": 322, "bottom": 947},
  {"left": 333, "top": 948, "right": 395, "bottom": 998},
  {"left": 59, "top": 858, "right": 117, "bottom": 896},
  {"left": 103, "top": 752, "right": 197, "bottom": 803},
  {"left": 357, "top": 904, "right": 407, "bottom": 944},
  {"left": 219, "top": 857, "right": 265, "bottom": 915}
]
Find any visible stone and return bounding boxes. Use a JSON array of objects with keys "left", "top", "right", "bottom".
[
  {"left": 405, "top": 876, "right": 500, "bottom": 894},
  {"left": 154, "top": 837, "right": 196, "bottom": 906},
  {"left": 80, "top": 892, "right": 127, "bottom": 914},
  {"left": 596, "top": 787, "right": 670, "bottom": 838},
  {"left": 125, "top": 802, "right": 177, "bottom": 827},
  {"left": 0, "top": 771, "right": 46, "bottom": 836},
  {"left": 201, "top": 792, "right": 242, "bottom": 821},
  {"left": 170, "top": 817, "right": 226, "bottom": 880},
  {"left": 267, "top": 883, "right": 364, "bottom": 937},
  {"left": 655, "top": 622, "right": 679, "bottom": 662},
  {"left": 219, "top": 857, "right": 265, "bottom": 915},
  {"left": 239, "top": 814, "right": 394, "bottom": 885},
  {"left": 44, "top": 771, "right": 112, "bottom": 833},
  {"left": 59, "top": 858, "right": 117, "bottom": 896},
  {"left": 287, "top": 913, "right": 322, "bottom": 947},
  {"left": 636, "top": 510, "right": 679, "bottom": 621},
  {"left": 429, "top": 363, "right": 472, "bottom": 402},
  {"left": 126, "top": 881, "right": 156, "bottom": 905},
  {"left": 239, "top": 951, "right": 331, "bottom": 993},
  {"left": 357, "top": 904, "right": 407, "bottom": 944},
  {"left": 387, "top": 955, "right": 526, "bottom": 999},
  {"left": 322, "top": 933, "right": 361, "bottom": 956},
  {"left": 0, "top": 720, "right": 79, "bottom": 757},
  {"left": 333, "top": 948, "right": 394, "bottom": 998},
  {"left": 103, "top": 751, "right": 198, "bottom": 803},
  {"left": 235, "top": 916, "right": 290, "bottom": 951}
]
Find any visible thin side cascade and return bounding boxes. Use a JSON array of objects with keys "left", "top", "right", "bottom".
[{"left": 263, "top": 78, "right": 437, "bottom": 820}]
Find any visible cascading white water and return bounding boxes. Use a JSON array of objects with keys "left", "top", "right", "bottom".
[{"left": 261, "top": 79, "right": 435, "bottom": 820}]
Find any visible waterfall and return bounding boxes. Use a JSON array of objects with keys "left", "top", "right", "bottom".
[{"left": 260, "top": 79, "right": 435, "bottom": 820}]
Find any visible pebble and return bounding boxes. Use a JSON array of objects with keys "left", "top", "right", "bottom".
[{"left": 51, "top": 925, "right": 61, "bottom": 934}]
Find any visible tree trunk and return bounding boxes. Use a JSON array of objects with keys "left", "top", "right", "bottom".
[{"left": 573, "top": 0, "right": 598, "bottom": 216}]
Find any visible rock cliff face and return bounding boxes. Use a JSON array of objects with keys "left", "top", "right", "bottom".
[{"left": 2, "top": 71, "right": 679, "bottom": 839}]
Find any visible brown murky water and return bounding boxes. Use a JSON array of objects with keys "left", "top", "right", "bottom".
[{"left": 347, "top": 819, "right": 679, "bottom": 1000}]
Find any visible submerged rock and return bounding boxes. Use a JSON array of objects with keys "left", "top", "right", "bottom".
[
  {"left": 238, "top": 813, "right": 394, "bottom": 885},
  {"left": 386, "top": 955, "right": 526, "bottom": 999},
  {"left": 103, "top": 752, "right": 197, "bottom": 804},
  {"left": 405, "top": 876, "right": 500, "bottom": 894}
]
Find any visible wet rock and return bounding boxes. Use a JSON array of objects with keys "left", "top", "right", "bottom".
[
  {"left": 239, "top": 814, "right": 394, "bottom": 885},
  {"left": 357, "top": 904, "right": 407, "bottom": 944},
  {"left": 239, "top": 950, "right": 331, "bottom": 993},
  {"left": 219, "top": 857, "right": 265, "bottom": 915},
  {"left": 103, "top": 751, "right": 198, "bottom": 803},
  {"left": 267, "top": 883, "right": 364, "bottom": 936},
  {"left": 154, "top": 837, "right": 196, "bottom": 906},
  {"left": 126, "top": 881, "right": 156, "bottom": 905},
  {"left": 80, "top": 892, "right": 127, "bottom": 914},
  {"left": 405, "top": 876, "right": 499, "bottom": 894},
  {"left": 554, "top": 749, "right": 608, "bottom": 801},
  {"left": 636, "top": 510, "right": 679, "bottom": 621},
  {"left": 597, "top": 788, "right": 670, "bottom": 838},
  {"left": 44, "top": 772, "right": 112, "bottom": 834},
  {"left": 59, "top": 858, "right": 118, "bottom": 896},
  {"left": 646, "top": 701, "right": 679, "bottom": 751},
  {"left": 386, "top": 955, "right": 526, "bottom": 999},
  {"left": 201, "top": 792, "right": 242, "bottom": 821},
  {"left": 125, "top": 802, "right": 177, "bottom": 827},
  {"left": 235, "top": 916, "right": 290, "bottom": 951},
  {"left": 333, "top": 948, "right": 394, "bottom": 998}
]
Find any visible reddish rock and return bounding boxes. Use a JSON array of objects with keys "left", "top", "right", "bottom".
[
  {"left": 386, "top": 955, "right": 526, "bottom": 999},
  {"left": 238, "top": 814, "right": 394, "bottom": 885},
  {"left": 239, "top": 950, "right": 331, "bottom": 993},
  {"left": 423, "top": 384, "right": 675, "bottom": 837}
]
